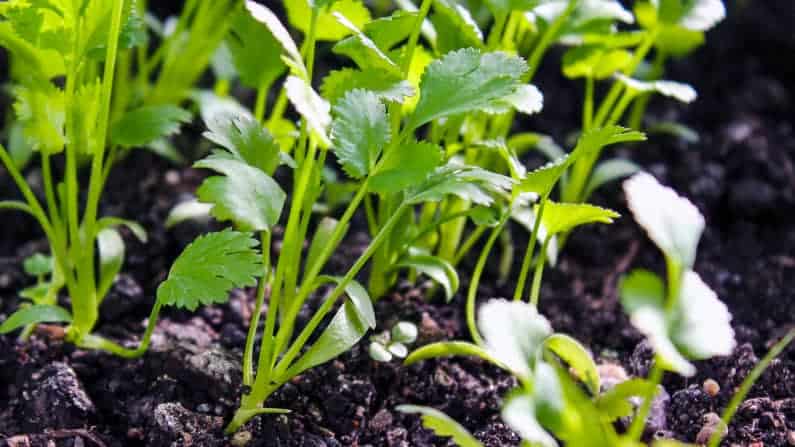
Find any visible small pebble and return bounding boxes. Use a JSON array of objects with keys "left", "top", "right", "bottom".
[
  {"left": 695, "top": 412, "right": 727, "bottom": 444},
  {"left": 703, "top": 378, "right": 721, "bottom": 397},
  {"left": 788, "top": 430, "right": 795, "bottom": 446},
  {"left": 231, "top": 431, "right": 252, "bottom": 447}
]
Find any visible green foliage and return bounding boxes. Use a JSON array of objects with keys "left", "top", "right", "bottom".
[
  {"left": 330, "top": 89, "right": 391, "bottom": 178},
  {"left": 157, "top": 230, "right": 263, "bottom": 311},
  {"left": 0, "top": 304, "right": 72, "bottom": 334},
  {"left": 111, "top": 105, "right": 192, "bottom": 148},
  {"left": 397, "top": 405, "right": 484, "bottom": 447}
]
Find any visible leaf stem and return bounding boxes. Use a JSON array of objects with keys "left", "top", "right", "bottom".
[
  {"left": 529, "top": 236, "right": 551, "bottom": 306},
  {"left": 514, "top": 198, "right": 547, "bottom": 301},
  {"left": 467, "top": 217, "right": 509, "bottom": 346},
  {"left": 243, "top": 230, "right": 271, "bottom": 387}
]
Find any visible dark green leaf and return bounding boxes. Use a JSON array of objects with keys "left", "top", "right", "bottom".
[
  {"left": 321, "top": 68, "right": 415, "bottom": 104},
  {"left": 330, "top": 89, "right": 390, "bottom": 179},
  {"left": 227, "top": 7, "right": 286, "bottom": 89},
  {"left": 111, "top": 105, "right": 191, "bottom": 148},
  {"left": 369, "top": 141, "right": 442, "bottom": 194},
  {"left": 157, "top": 230, "right": 263, "bottom": 310},
  {"left": 203, "top": 112, "right": 283, "bottom": 175}
]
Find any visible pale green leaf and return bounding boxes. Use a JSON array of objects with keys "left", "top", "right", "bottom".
[
  {"left": 615, "top": 74, "right": 698, "bottom": 103},
  {"left": 541, "top": 201, "right": 619, "bottom": 236},
  {"left": 321, "top": 68, "right": 415, "bottom": 105},
  {"left": 157, "top": 230, "right": 263, "bottom": 310},
  {"left": 96, "top": 217, "right": 148, "bottom": 243},
  {"left": 543, "top": 334, "right": 600, "bottom": 396},
  {"left": 404, "top": 341, "right": 504, "bottom": 367},
  {"left": 97, "top": 228, "right": 125, "bottom": 299},
  {"left": 23, "top": 253, "right": 52, "bottom": 277},
  {"left": 595, "top": 378, "right": 654, "bottom": 421},
  {"left": 430, "top": 0, "right": 484, "bottom": 55},
  {"left": 408, "top": 163, "right": 514, "bottom": 206},
  {"left": 396, "top": 406, "right": 483, "bottom": 447},
  {"left": 285, "top": 0, "right": 371, "bottom": 41},
  {"left": 330, "top": 89, "right": 390, "bottom": 179},
  {"left": 165, "top": 199, "right": 214, "bottom": 228},
  {"left": 244, "top": 1, "right": 305, "bottom": 75},
  {"left": 671, "top": 271, "right": 735, "bottom": 361},
  {"left": 332, "top": 12, "right": 400, "bottom": 76},
  {"left": 361, "top": 11, "right": 417, "bottom": 50},
  {"left": 13, "top": 83, "right": 65, "bottom": 154},
  {"left": 227, "top": 7, "right": 286, "bottom": 89},
  {"left": 203, "top": 111, "right": 283, "bottom": 175},
  {"left": 583, "top": 158, "right": 641, "bottom": 198},
  {"left": 286, "top": 75, "right": 332, "bottom": 147},
  {"left": 316, "top": 275, "right": 376, "bottom": 329},
  {"left": 502, "top": 390, "right": 559, "bottom": 447}
]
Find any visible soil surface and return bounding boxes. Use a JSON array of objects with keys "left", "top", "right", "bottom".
[{"left": 2, "top": 1, "right": 795, "bottom": 446}]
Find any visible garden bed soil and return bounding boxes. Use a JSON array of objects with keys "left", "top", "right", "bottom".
[{"left": 2, "top": 1, "right": 795, "bottom": 446}]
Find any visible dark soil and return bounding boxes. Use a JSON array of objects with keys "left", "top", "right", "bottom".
[{"left": 2, "top": 1, "right": 795, "bottom": 446}]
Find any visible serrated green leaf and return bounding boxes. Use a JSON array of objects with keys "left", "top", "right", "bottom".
[
  {"left": 408, "top": 163, "right": 514, "bottom": 206},
  {"left": 321, "top": 68, "right": 415, "bottom": 105},
  {"left": 0, "top": 304, "right": 72, "bottom": 334},
  {"left": 332, "top": 12, "right": 400, "bottom": 76},
  {"left": 543, "top": 334, "right": 600, "bottom": 396},
  {"left": 330, "top": 89, "right": 390, "bottom": 179},
  {"left": 286, "top": 75, "right": 332, "bottom": 147},
  {"left": 430, "top": 0, "right": 484, "bottom": 55},
  {"left": 111, "top": 105, "right": 191, "bottom": 148},
  {"left": 13, "top": 83, "right": 65, "bottom": 154},
  {"left": 519, "top": 156, "right": 570, "bottom": 197},
  {"left": 540, "top": 201, "right": 619, "bottom": 235},
  {"left": 369, "top": 141, "right": 442, "bottom": 194},
  {"left": 203, "top": 111, "right": 283, "bottom": 175},
  {"left": 562, "top": 45, "right": 632, "bottom": 80},
  {"left": 396, "top": 254, "right": 459, "bottom": 301},
  {"left": 282, "top": 299, "right": 369, "bottom": 378},
  {"left": 285, "top": 0, "right": 371, "bottom": 41},
  {"left": 157, "top": 230, "right": 263, "bottom": 310},
  {"left": 396, "top": 406, "right": 483, "bottom": 447},
  {"left": 407, "top": 48, "right": 527, "bottom": 130},
  {"left": 195, "top": 154, "right": 286, "bottom": 232},
  {"left": 227, "top": 6, "right": 286, "bottom": 89}
]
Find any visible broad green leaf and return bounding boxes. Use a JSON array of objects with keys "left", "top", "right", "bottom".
[
  {"left": 285, "top": 0, "right": 371, "bottom": 41},
  {"left": 316, "top": 275, "right": 376, "bottom": 329},
  {"left": 227, "top": 6, "right": 286, "bottom": 89},
  {"left": 306, "top": 217, "right": 348, "bottom": 274},
  {"left": 369, "top": 141, "right": 443, "bottom": 194},
  {"left": 23, "top": 253, "right": 52, "bottom": 277},
  {"left": 330, "top": 89, "right": 390, "bottom": 179},
  {"left": 321, "top": 68, "right": 415, "bottom": 105},
  {"left": 618, "top": 269, "right": 665, "bottom": 314},
  {"left": 332, "top": 13, "right": 400, "bottom": 76},
  {"left": 404, "top": 341, "right": 504, "bottom": 367},
  {"left": 244, "top": 1, "right": 305, "bottom": 76},
  {"left": 583, "top": 158, "right": 641, "bottom": 198},
  {"left": 13, "top": 83, "right": 65, "bottom": 154},
  {"left": 195, "top": 154, "right": 286, "bottom": 232},
  {"left": 502, "top": 390, "right": 558, "bottom": 447},
  {"left": 97, "top": 228, "right": 125, "bottom": 298},
  {"left": 478, "top": 298, "right": 552, "bottom": 379},
  {"left": 145, "top": 138, "right": 186, "bottom": 164},
  {"left": 408, "top": 163, "right": 514, "bottom": 206},
  {"left": 396, "top": 406, "right": 483, "bottom": 447},
  {"left": 285, "top": 76, "right": 332, "bottom": 147},
  {"left": 541, "top": 201, "right": 619, "bottom": 236},
  {"left": 96, "top": 217, "right": 148, "bottom": 243},
  {"left": 595, "top": 378, "right": 654, "bottom": 421},
  {"left": 0, "top": 304, "right": 72, "bottom": 334},
  {"left": 519, "top": 156, "right": 569, "bottom": 197},
  {"left": 671, "top": 270, "right": 735, "bottom": 361},
  {"left": 362, "top": 11, "right": 417, "bottom": 50},
  {"left": 430, "top": 0, "right": 484, "bottom": 55},
  {"left": 283, "top": 300, "right": 369, "bottom": 378},
  {"left": 396, "top": 254, "right": 459, "bottom": 301},
  {"left": 562, "top": 46, "right": 632, "bottom": 80},
  {"left": 623, "top": 172, "right": 704, "bottom": 268},
  {"left": 577, "top": 125, "right": 647, "bottom": 150},
  {"left": 111, "top": 105, "right": 191, "bottom": 148},
  {"left": 157, "top": 230, "right": 263, "bottom": 310},
  {"left": 165, "top": 199, "right": 214, "bottom": 228},
  {"left": 543, "top": 334, "right": 600, "bottom": 396},
  {"left": 407, "top": 48, "right": 527, "bottom": 130},
  {"left": 203, "top": 112, "right": 284, "bottom": 175},
  {"left": 615, "top": 74, "right": 697, "bottom": 103}
]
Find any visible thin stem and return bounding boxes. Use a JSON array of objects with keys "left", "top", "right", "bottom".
[
  {"left": 467, "top": 218, "right": 509, "bottom": 346},
  {"left": 453, "top": 225, "right": 487, "bottom": 267},
  {"left": 76, "top": 299, "right": 163, "bottom": 358},
  {"left": 523, "top": 0, "right": 577, "bottom": 83},
  {"left": 529, "top": 236, "right": 551, "bottom": 306},
  {"left": 583, "top": 77, "right": 594, "bottom": 130},
  {"left": 605, "top": 90, "right": 636, "bottom": 126},
  {"left": 487, "top": 13, "right": 508, "bottom": 49},
  {"left": 401, "top": 0, "right": 433, "bottom": 76},
  {"left": 254, "top": 79, "right": 272, "bottom": 124},
  {"left": 708, "top": 330, "right": 795, "bottom": 447},
  {"left": 514, "top": 198, "right": 547, "bottom": 301},
  {"left": 243, "top": 231, "right": 271, "bottom": 387},
  {"left": 627, "top": 360, "right": 664, "bottom": 441},
  {"left": 40, "top": 153, "right": 63, "bottom": 235},
  {"left": 272, "top": 204, "right": 409, "bottom": 382}
]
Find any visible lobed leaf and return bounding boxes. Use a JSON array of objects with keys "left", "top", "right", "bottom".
[
  {"left": 157, "top": 230, "right": 263, "bottom": 311},
  {"left": 284, "top": 0, "right": 371, "bottom": 41},
  {"left": 330, "top": 89, "right": 391, "bottom": 179},
  {"left": 111, "top": 105, "right": 191, "bottom": 148},
  {"left": 203, "top": 112, "right": 284, "bottom": 175}
]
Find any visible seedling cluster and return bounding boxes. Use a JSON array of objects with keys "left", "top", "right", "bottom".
[{"left": 1, "top": 0, "right": 791, "bottom": 444}]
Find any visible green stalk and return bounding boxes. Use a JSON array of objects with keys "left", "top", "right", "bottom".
[
  {"left": 467, "top": 218, "right": 509, "bottom": 346},
  {"left": 583, "top": 77, "right": 594, "bottom": 130},
  {"left": 271, "top": 204, "right": 410, "bottom": 381},
  {"left": 523, "top": 0, "right": 576, "bottom": 83},
  {"left": 529, "top": 236, "right": 551, "bottom": 306},
  {"left": 452, "top": 225, "right": 487, "bottom": 267},
  {"left": 254, "top": 79, "right": 273, "bottom": 124},
  {"left": 76, "top": 298, "right": 163, "bottom": 358},
  {"left": 243, "top": 230, "right": 271, "bottom": 387},
  {"left": 707, "top": 330, "right": 795, "bottom": 447},
  {"left": 627, "top": 361, "right": 664, "bottom": 441},
  {"left": 513, "top": 198, "right": 547, "bottom": 301}
]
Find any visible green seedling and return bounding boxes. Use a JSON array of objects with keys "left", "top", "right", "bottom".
[{"left": 369, "top": 321, "right": 418, "bottom": 362}]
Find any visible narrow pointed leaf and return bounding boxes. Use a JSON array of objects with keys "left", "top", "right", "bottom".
[
  {"left": 396, "top": 406, "right": 483, "bottom": 447},
  {"left": 0, "top": 304, "right": 72, "bottom": 334}
]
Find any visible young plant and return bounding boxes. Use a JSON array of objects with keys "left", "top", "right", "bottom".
[{"left": 369, "top": 321, "right": 418, "bottom": 362}]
